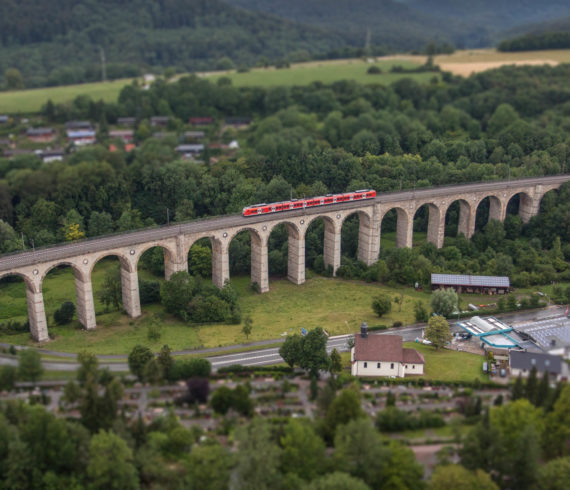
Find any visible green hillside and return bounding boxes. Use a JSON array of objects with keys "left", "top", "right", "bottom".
[{"left": 0, "top": 0, "right": 347, "bottom": 89}]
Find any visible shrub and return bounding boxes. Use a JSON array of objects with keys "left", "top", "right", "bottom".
[
  {"left": 172, "top": 358, "right": 212, "bottom": 380},
  {"left": 372, "top": 294, "right": 392, "bottom": 317},
  {"left": 367, "top": 65, "right": 382, "bottom": 74},
  {"left": 139, "top": 280, "right": 161, "bottom": 305},
  {"left": 392, "top": 321, "right": 403, "bottom": 328},
  {"left": 53, "top": 301, "right": 75, "bottom": 325}
]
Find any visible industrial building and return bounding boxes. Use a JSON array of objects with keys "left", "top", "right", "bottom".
[{"left": 431, "top": 274, "right": 510, "bottom": 294}]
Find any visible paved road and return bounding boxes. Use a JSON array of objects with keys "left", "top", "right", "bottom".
[
  {"left": 0, "top": 175, "right": 567, "bottom": 272},
  {"left": 0, "top": 306, "right": 564, "bottom": 374}
]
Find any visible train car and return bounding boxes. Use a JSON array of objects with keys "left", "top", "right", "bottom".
[{"left": 242, "top": 189, "right": 376, "bottom": 217}]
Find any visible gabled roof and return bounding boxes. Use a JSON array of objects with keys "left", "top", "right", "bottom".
[
  {"left": 403, "top": 348, "right": 425, "bottom": 364},
  {"left": 353, "top": 334, "right": 424, "bottom": 364},
  {"left": 510, "top": 350, "right": 562, "bottom": 374}
]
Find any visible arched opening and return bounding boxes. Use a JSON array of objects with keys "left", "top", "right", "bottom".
[
  {"left": 228, "top": 228, "right": 267, "bottom": 291},
  {"left": 474, "top": 197, "right": 490, "bottom": 233},
  {"left": 0, "top": 273, "right": 31, "bottom": 339},
  {"left": 267, "top": 223, "right": 289, "bottom": 278},
  {"left": 91, "top": 254, "right": 134, "bottom": 326},
  {"left": 504, "top": 193, "right": 523, "bottom": 240},
  {"left": 305, "top": 216, "right": 337, "bottom": 276},
  {"left": 341, "top": 213, "right": 360, "bottom": 261},
  {"left": 412, "top": 204, "right": 429, "bottom": 248},
  {"left": 41, "top": 263, "right": 82, "bottom": 334},
  {"left": 444, "top": 199, "right": 473, "bottom": 239},
  {"left": 137, "top": 246, "right": 169, "bottom": 313},
  {"left": 188, "top": 237, "right": 213, "bottom": 280},
  {"left": 379, "top": 207, "right": 410, "bottom": 253}
]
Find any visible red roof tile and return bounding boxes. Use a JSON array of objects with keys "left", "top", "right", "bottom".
[
  {"left": 353, "top": 334, "right": 403, "bottom": 362},
  {"left": 403, "top": 348, "right": 425, "bottom": 364}
]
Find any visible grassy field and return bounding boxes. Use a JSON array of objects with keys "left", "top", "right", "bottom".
[
  {"left": 3, "top": 48, "right": 567, "bottom": 113},
  {"left": 203, "top": 58, "right": 435, "bottom": 87},
  {"left": 0, "top": 58, "right": 431, "bottom": 114},
  {"left": 0, "top": 78, "right": 134, "bottom": 114},
  {"left": 0, "top": 250, "right": 500, "bottom": 355}
]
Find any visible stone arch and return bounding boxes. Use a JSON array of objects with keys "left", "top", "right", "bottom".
[
  {"left": 0, "top": 270, "right": 48, "bottom": 342},
  {"left": 380, "top": 206, "right": 412, "bottom": 249},
  {"left": 134, "top": 241, "right": 179, "bottom": 280},
  {"left": 134, "top": 241, "right": 176, "bottom": 268},
  {"left": 444, "top": 198, "right": 474, "bottom": 238},
  {"left": 226, "top": 226, "right": 269, "bottom": 292},
  {"left": 39, "top": 260, "right": 86, "bottom": 285},
  {"left": 304, "top": 214, "right": 341, "bottom": 275},
  {"left": 88, "top": 251, "right": 133, "bottom": 275},
  {"left": 340, "top": 210, "right": 370, "bottom": 261},
  {"left": 89, "top": 251, "right": 140, "bottom": 320},
  {"left": 536, "top": 187, "right": 560, "bottom": 213},
  {"left": 0, "top": 270, "right": 37, "bottom": 293},
  {"left": 413, "top": 201, "right": 444, "bottom": 248},
  {"left": 505, "top": 190, "right": 536, "bottom": 223}
]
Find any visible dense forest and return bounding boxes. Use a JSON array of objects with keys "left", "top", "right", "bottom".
[
  {"left": 0, "top": 0, "right": 348, "bottom": 88},
  {"left": 498, "top": 31, "right": 570, "bottom": 52},
  {"left": 2, "top": 0, "right": 570, "bottom": 89},
  {"left": 0, "top": 64, "right": 569, "bottom": 294}
]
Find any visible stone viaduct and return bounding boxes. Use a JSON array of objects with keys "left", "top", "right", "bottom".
[{"left": 0, "top": 175, "right": 567, "bottom": 342}]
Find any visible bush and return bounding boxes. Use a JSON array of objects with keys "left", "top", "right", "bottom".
[
  {"left": 367, "top": 65, "right": 382, "bottom": 74},
  {"left": 392, "top": 321, "right": 403, "bottom": 328},
  {"left": 186, "top": 377, "right": 210, "bottom": 404},
  {"left": 172, "top": 358, "right": 212, "bottom": 380},
  {"left": 372, "top": 294, "right": 392, "bottom": 317},
  {"left": 139, "top": 280, "right": 161, "bottom": 305},
  {"left": 128, "top": 345, "right": 154, "bottom": 381},
  {"left": 53, "top": 301, "right": 75, "bottom": 325}
]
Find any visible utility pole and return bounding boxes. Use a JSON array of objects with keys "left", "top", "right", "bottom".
[
  {"left": 166, "top": 208, "right": 170, "bottom": 226},
  {"left": 21, "top": 233, "right": 25, "bottom": 250},
  {"left": 364, "top": 28, "right": 371, "bottom": 58},
  {"left": 100, "top": 47, "right": 107, "bottom": 82}
]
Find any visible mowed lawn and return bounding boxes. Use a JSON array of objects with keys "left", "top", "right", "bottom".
[{"left": 404, "top": 342, "right": 487, "bottom": 382}]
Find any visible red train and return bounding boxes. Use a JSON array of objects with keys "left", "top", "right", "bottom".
[{"left": 242, "top": 189, "right": 376, "bottom": 217}]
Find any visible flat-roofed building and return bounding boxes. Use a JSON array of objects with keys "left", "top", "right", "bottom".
[
  {"left": 457, "top": 316, "right": 526, "bottom": 351},
  {"left": 431, "top": 274, "right": 510, "bottom": 294}
]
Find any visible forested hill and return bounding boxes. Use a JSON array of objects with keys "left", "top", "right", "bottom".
[
  {"left": 0, "top": 0, "right": 347, "bottom": 88},
  {"left": 228, "top": 0, "right": 570, "bottom": 49}
]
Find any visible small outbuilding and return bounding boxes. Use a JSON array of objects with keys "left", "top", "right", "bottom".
[{"left": 351, "top": 323, "right": 424, "bottom": 377}]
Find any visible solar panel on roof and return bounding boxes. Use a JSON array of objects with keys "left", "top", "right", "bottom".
[{"left": 431, "top": 274, "right": 509, "bottom": 288}]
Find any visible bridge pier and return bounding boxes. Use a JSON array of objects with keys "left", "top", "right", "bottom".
[
  {"left": 357, "top": 212, "right": 380, "bottom": 265},
  {"left": 26, "top": 286, "right": 49, "bottom": 342},
  {"left": 251, "top": 234, "right": 269, "bottom": 293},
  {"left": 287, "top": 224, "right": 305, "bottom": 285},
  {"left": 458, "top": 201, "right": 476, "bottom": 238},
  {"left": 489, "top": 197, "right": 506, "bottom": 223},
  {"left": 212, "top": 240, "right": 230, "bottom": 289},
  {"left": 165, "top": 235, "right": 189, "bottom": 279},
  {"left": 519, "top": 193, "right": 540, "bottom": 223},
  {"left": 323, "top": 219, "right": 341, "bottom": 276},
  {"left": 426, "top": 204, "right": 445, "bottom": 249},
  {"left": 396, "top": 208, "right": 413, "bottom": 248},
  {"left": 75, "top": 273, "right": 96, "bottom": 330},
  {"left": 121, "top": 267, "right": 141, "bottom": 318}
]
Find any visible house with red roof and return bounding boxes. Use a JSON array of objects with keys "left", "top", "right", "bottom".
[{"left": 351, "top": 324, "right": 424, "bottom": 377}]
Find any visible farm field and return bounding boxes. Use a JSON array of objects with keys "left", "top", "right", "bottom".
[{"left": 433, "top": 49, "right": 570, "bottom": 76}]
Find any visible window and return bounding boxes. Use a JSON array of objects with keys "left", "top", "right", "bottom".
[
  {"left": 390, "top": 363, "right": 394, "bottom": 369},
  {"left": 363, "top": 362, "right": 367, "bottom": 368},
  {"left": 412, "top": 365, "right": 415, "bottom": 370},
  {"left": 377, "top": 363, "right": 381, "bottom": 369}
]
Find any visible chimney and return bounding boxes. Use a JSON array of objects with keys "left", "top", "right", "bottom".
[{"left": 360, "top": 322, "right": 368, "bottom": 338}]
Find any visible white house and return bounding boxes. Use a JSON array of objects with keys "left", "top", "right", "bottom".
[{"left": 351, "top": 325, "right": 424, "bottom": 378}]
